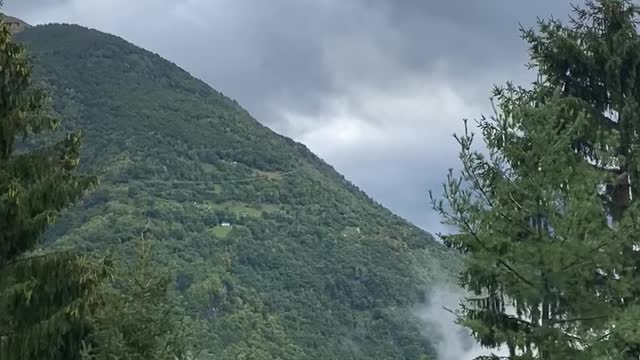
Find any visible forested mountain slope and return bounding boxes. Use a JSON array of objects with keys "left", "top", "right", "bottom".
[{"left": 16, "top": 23, "right": 459, "bottom": 359}]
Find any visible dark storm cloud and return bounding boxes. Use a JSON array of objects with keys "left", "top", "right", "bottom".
[
  {"left": 4, "top": 0, "right": 577, "bottom": 233},
  {"left": 5, "top": 0, "right": 573, "bottom": 122}
]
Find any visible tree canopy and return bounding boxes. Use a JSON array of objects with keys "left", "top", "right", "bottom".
[
  {"left": 0, "top": 15, "right": 108, "bottom": 360},
  {"left": 433, "top": 0, "right": 640, "bottom": 358}
]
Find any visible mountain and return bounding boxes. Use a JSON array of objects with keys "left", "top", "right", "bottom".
[{"left": 16, "top": 23, "right": 460, "bottom": 359}]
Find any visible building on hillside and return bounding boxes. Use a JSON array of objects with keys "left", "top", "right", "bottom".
[{"left": 221, "top": 222, "right": 231, "bottom": 227}]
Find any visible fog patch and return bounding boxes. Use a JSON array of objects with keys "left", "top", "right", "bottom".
[{"left": 416, "top": 284, "right": 507, "bottom": 360}]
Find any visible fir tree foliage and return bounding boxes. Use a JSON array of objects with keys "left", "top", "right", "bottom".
[
  {"left": 81, "top": 234, "right": 209, "bottom": 360},
  {"left": 519, "top": 0, "right": 640, "bottom": 356},
  {"left": 0, "top": 11, "right": 108, "bottom": 360},
  {"left": 431, "top": 83, "right": 619, "bottom": 359},
  {"left": 432, "top": 0, "right": 640, "bottom": 358},
  {"left": 521, "top": 0, "right": 640, "bottom": 220}
]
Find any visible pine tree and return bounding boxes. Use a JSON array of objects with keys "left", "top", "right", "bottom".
[
  {"left": 521, "top": 0, "right": 640, "bottom": 356},
  {"left": 432, "top": 82, "right": 621, "bottom": 359},
  {"left": 522, "top": 0, "right": 640, "bottom": 218},
  {"left": 432, "top": 0, "right": 640, "bottom": 358},
  {"left": 0, "top": 14, "right": 109, "bottom": 360},
  {"left": 81, "top": 234, "right": 209, "bottom": 360}
]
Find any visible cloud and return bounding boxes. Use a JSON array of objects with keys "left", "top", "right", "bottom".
[
  {"left": 274, "top": 69, "right": 484, "bottom": 232},
  {"left": 5, "top": 0, "right": 576, "bottom": 233},
  {"left": 417, "top": 284, "right": 508, "bottom": 360}
]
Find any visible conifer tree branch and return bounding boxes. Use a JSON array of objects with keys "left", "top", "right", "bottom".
[
  {"left": 459, "top": 217, "right": 536, "bottom": 288},
  {"left": 559, "top": 239, "right": 614, "bottom": 271},
  {"left": 549, "top": 314, "right": 609, "bottom": 325},
  {"left": 3, "top": 250, "right": 75, "bottom": 268},
  {"left": 460, "top": 148, "right": 538, "bottom": 236}
]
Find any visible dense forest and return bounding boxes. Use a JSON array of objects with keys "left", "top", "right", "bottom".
[{"left": 0, "top": 15, "right": 460, "bottom": 360}]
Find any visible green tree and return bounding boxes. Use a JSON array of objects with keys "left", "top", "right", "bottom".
[
  {"left": 521, "top": 1, "right": 640, "bottom": 355},
  {"left": 432, "top": 0, "right": 640, "bottom": 358},
  {"left": 0, "top": 13, "right": 108, "bottom": 360},
  {"left": 81, "top": 235, "right": 209, "bottom": 360},
  {"left": 432, "top": 84, "right": 620, "bottom": 359}
]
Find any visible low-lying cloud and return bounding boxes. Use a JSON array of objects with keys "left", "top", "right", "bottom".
[{"left": 417, "top": 284, "right": 507, "bottom": 360}]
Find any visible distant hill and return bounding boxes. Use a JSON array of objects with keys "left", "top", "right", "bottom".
[{"left": 16, "top": 23, "right": 460, "bottom": 360}]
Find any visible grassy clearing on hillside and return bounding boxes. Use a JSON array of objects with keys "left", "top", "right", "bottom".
[
  {"left": 201, "top": 162, "right": 217, "bottom": 174},
  {"left": 194, "top": 200, "right": 281, "bottom": 217},
  {"left": 212, "top": 225, "right": 233, "bottom": 238},
  {"left": 223, "top": 201, "right": 281, "bottom": 216},
  {"left": 256, "top": 170, "right": 283, "bottom": 181}
]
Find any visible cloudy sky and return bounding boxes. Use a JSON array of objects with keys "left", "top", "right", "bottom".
[{"left": 6, "top": 0, "right": 576, "bottom": 234}]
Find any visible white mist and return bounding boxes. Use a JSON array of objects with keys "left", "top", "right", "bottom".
[{"left": 416, "top": 284, "right": 508, "bottom": 360}]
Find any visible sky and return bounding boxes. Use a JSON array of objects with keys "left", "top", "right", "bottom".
[{"left": 5, "top": 0, "right": 576, "bottom": 234}]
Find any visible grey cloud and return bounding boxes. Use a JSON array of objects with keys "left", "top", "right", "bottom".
[
  {"left": 3, "top": 0, "right": 63, "bottom": 14},
  {"left": 330, "top": 151, "right": 458, "bottom": 233},
  {"left": 5, "top": 0, "right": 577, "bottom": 234},
  {"left": 6, "top": 0, "right": 573, "bottom": 124}
]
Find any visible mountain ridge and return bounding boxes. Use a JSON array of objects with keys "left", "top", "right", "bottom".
[{"left": 16, "top": 22, "right": 459, "bottom": 359}]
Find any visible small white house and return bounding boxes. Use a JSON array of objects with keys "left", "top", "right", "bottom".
[{"left": 221, "top": 222, "right": 231, "bottom": 227}]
